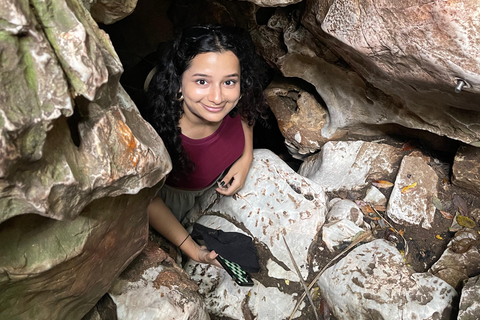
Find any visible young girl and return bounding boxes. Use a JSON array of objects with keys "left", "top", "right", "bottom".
[{"left": 145, "top": 25, "right": 270, "bottom": 266}]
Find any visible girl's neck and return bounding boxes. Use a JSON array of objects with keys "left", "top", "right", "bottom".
[{"left": 179, "top": 114, "right": 223, "bottom": 139}]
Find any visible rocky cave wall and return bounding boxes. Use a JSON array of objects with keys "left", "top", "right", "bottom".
[{"left": 1, "top": 0, "right": 480, "bottom": 319}]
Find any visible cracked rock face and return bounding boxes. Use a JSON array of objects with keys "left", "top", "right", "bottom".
[
  {"left": 387, "top": 155, "right": 438, "bottom": 229},
  {"left": 183, "top": 149, "right": 327, "bottom": 318},
  {"left": 251, "top": 2, "right": 480, "bottom": 147},
  {"left": 299, "top": 141, "right": 403, "bottom": 192},
  {"left": 317, "top": 239, "right": 457, "bottom": 320},
  {"left": 0, "top": 1, "right": 169, "bottom": 319}
]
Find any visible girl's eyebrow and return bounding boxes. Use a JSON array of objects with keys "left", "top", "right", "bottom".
[{"left": 191, "top": 73, "right": 240, "bottom": 78}]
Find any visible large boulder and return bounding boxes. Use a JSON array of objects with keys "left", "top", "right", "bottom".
[
  {"left": 184, "top": 149, "right": 327, "bottom": 319},
  {"left": 318, "top": 239, "right": 457, "bottom": 320},
  {"left": 0, "top": 0, "right": 170, "bottom": 319}
]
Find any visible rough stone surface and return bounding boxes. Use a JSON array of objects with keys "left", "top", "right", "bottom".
[
  {"left": 183, "top": 149, "right": 326, "bottom": 318},
  {"left": 387, "top": 155, "right": 438, "bottom": 229},
  {"left": 240, "top": 0, "right": 301, "bottom": 7},
  {"left": 108, "top": 242, "right": 209, "bottom": 320},
  {"left": 315, "top": 0, "right": 480, "bottom": 145},
  {"left": 0, "top": 1, "right": 170, "bottom": 319},
  {"left": 429, "top": 229, "right": 480, "bottom": 290},
  {"left": 264, "top": 79, "right": 330, "bottom": 159},
  {"left": 452, "top": 145, "right": 480, "bottom": 195},
  {"left": 193, "top": 149, "right": 326, "bottom": 279},
  {"left": 185, "top": 218, "right": 304, "bottom": 320},
  {"left": 458, "top": 275, "right": 480, "bottom": 320},
  {"left": 298, "top": 141, "right": 403, "bottom": 192},
  {"left": 322, "top": 199, "right": 367, "bottom": 251},
  {"left": 0, "top": 0, "right": 73, "bottom": 178},
  {"left": 88, "top": 0, "right": 138, "bottom": 25},
  {"left": 363, "top": 186, "right": 387, "bottom": 206},
  {"left": 0, "top": 188, "right": 156, "bottom": 320},
  {"left": 318, "top": 239, "right": 457, "bottom": 320}
]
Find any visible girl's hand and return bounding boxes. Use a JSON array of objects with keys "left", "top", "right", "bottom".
[
  {"left": 216, "top": 119, "right": 253, "bottom": 196},
  {"left": 193, "top": 243, "right": 221, "bottom": 267},
  {"left": 216, "top": 153, "right": 252, "bottom": 196}
]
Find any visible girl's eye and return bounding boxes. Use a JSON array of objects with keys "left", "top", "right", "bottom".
[
  {"left": 225, "top": 80, "right": 236, "bottom": 86},
  {"left": 196, "top": 79, "right": 207, "bottom": 85}
]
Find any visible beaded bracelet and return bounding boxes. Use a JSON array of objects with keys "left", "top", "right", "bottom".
[{"left": 178, "top": 234, "right": 190, "bottom": 248}]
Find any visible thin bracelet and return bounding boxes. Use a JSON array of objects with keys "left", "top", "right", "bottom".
[{"left": 178, "top": 234, "right": 190, "bottom": 248}]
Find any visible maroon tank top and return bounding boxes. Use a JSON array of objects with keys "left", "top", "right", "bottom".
[{"left": 166, "top": 115, "right": 245, "bottom": 189}]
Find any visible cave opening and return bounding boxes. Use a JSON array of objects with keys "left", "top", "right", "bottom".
[{"left": 99, "top": 0, "right": 303, "bottom": 171}]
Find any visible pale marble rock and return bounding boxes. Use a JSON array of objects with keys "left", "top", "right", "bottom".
[
  {"left": 186, "top": 260, "right": 303, "bottom": 320},
  {"left": 322, "top": 219, "right": 365, "bottom": 252},
  {"left": 326, "top": 199, "right": 363, "bottom": 226},
  {"left": 322, "top": 198, "right": 368, "bottom": 251},
  {"left": 452, "top": 145, "right": 480, "bottom": 195},
  {"left": 190, "top": 149, "right": 326, "bottom": 280},
  {"left": 363, "top": 186, "right": 387, "bottom": 206},
  {"left": 387, "top": 155, "right": 438, "bottom": 229},
  {"left": 183, "top": 149, "right": 325, "bottom": 318},
  {"left": 298, "top": 141, "right": 403, "bottom": 192},
  {"left": 318, "top": 239, "right": 457, "bottom": 320},
  {"left": 266, "top": 259, "right": 299, "bottom": 282},
  {"left": 458, "top": 275, "right": 480, "bottom": 320},
  {"left": 109, "top": 242, "right": 209, "bottom": 320},
  {"left": 322, "top": 198, "right": 367, "bottom": 252},
  {"left": 429, "top": 229, "right": 480, "bottom": 289}
]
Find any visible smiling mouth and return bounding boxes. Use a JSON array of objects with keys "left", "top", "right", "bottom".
[{"left": 202, "top": 104, "right": 224, "bottom": 112}]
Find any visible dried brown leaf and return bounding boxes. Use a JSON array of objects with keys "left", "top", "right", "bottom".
[
  {"left": 440, "top": 210, "right": 454, "bottom": 219},
  {"left": 373, "top": 205, "right": 386, "bottom": 212},
  {"left": 372, "top": 180, "right": 394, "bottom": 188}
]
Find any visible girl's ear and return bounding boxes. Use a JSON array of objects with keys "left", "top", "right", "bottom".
[{"left": 176, "top": 91, "right": 184, "bottom": 102}]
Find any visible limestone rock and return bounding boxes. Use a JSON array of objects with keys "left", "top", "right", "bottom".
[
  {"left": 326, "top": 199, "right": 363, "bottom": 225},
  {"left": 322, "top": 219, "right": 365, "bottom": 252},
  {"left": 310, "top": 0, "right": 480, "bottom": 145},
  {"left": 88, "top": 0, "right": 138, "bottom": 25},
  {"left": 0, "top": 1, "right": 170, "bottom": 319},
  {"left": 452, "top": 145, "right": 480, "bottom": 195},
  {"left": 363, "top": 186, "right": 387, "bottom": 206},
  {"left": 240, "top": 0, "right": 301, "bottom": 7},
  {"left": 318, "top": 239, "right": 457, "bottom": 320},
  {"left": 298, "top": 141, "right": 403, "bottom": 192},
  {"left": 0, "top": 0, "right": 73, "bottom": 178},
  {"left": 429, "top": 229, "right": 480, "bottom": 290},
  {"left": 265, "top": 79, "right": 330, "bottom": 159},
  {"left": 0, "top": 188, "right": 156, "bottom": 320},
  {"left": 1, "top": 87, "right": 170, "bottom": 223},
  {"left": 108, "top": 242, "right": 209, "bottom": 320},
  {"left": 458, "top": 275, "right": 480, "bottom": 320},
  {"left": 387, "top": 155, "right": 438, "bottom": 229},
  {"left": 183, "top": 149, "right": 326, "bottom": 318}
]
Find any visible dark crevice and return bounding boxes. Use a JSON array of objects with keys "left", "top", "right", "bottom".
[{"left": 67, "top": 105, "right": 82, "bottom": 148}]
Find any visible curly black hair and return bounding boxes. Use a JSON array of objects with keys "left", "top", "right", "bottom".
[{"left": 146, "top": 25, "right": 271, "bottom": 176}]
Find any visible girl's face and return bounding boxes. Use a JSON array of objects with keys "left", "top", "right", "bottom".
[{"left": 180, "top": 50, "right": 241, "bottom": 125}]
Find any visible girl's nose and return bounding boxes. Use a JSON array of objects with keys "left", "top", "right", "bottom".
[{"left": 208, "top": 84, "right": 223, "bottom": 104}]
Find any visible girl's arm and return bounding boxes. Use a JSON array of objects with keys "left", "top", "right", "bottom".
[
  {"left": 216, "top": 119, "right": 253, "bottom": 196},
  {"left": 148, "top": 197, "right": 221, "bottom": 266}
]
